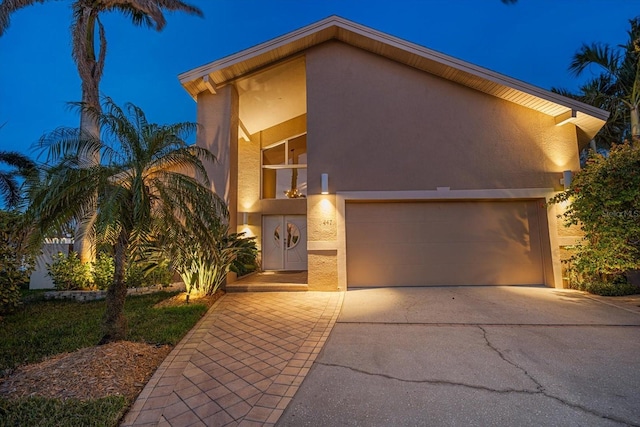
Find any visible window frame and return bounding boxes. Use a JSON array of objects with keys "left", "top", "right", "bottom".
[{"left": 261, "top": 132, "right": 308, "bottom": 199}]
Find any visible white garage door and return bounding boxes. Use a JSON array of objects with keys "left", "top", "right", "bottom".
[{"left": 346, "top": 200, "right": 547, "bottom": 287}]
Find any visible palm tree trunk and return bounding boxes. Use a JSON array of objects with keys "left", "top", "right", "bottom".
[
  {"left": 631, "top": 105, "right": 640, "bottom": 143},
  {"left": 100, "top": 231, "right": 128, "bottom": 344},
  {"left": 74, "top": 92, "right": 99, "bottom": 263},
  {"left": 73, "top": 11, "right": 102, "bottom": 263}
]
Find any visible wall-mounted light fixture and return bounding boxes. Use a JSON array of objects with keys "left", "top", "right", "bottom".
[
  {"left": 561, "top": 170, "right": 572, "bottom": 190},
  {"left": 241, "top": 212, "right": 248, "bottom": 226},
  {"left": 321, "top": 173, "right": 329, "bottom": 194}
]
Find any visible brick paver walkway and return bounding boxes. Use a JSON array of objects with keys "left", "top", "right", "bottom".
[{"left": 122, "top": 291, "right": 343, "bottom": 426}]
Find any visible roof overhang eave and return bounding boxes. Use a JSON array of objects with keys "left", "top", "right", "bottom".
[{"left": 178, "top": 16, "right": 610, "bottom": 138}]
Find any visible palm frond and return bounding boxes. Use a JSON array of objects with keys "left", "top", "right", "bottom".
[
  {"left": 0, "top": 170, "right": 20, "bottom": 207},
  {"left": 104, "top": 0, "right": 202, "bottom": 31},
  {"left": 570, "top": 43, "right": 622, "bottom": 78},
  {"left": 0, "top": 150, "right": 37, "bottom": 208},
  {"left": 28, "top": 98, "right": 225, "bottom": 270},
  {"left": 0, "top": 151, "right": 35, "bottom": 170},
  {"left": 565, "top": 19, "right": 640, "bottom": 143},
  {"left": 0, "top": 0, "right": 49, "bottom": 36}
]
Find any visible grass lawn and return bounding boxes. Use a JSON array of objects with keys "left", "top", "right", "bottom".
[
  {"left": 0, "top": 395, "right": 127, "bottom": 427},
  {"left": 0, "top": 291, "right": 212, "bottom": 426}
]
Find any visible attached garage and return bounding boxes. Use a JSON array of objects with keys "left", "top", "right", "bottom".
[{"left": 346, "top": 200, "right": 551, "bottom": 287}]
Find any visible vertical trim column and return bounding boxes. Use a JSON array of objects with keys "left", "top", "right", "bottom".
[{"left": 196, "top": 85, "right": 239, "bottom": 231}]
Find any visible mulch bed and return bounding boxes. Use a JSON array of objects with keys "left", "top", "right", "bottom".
[{"left": 0, "top": 342, "right": 172, "bottom": 401}]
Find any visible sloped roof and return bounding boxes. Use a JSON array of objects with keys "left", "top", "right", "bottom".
[{"left": 179, "top": 16, "right": 608, "bottom": 139}]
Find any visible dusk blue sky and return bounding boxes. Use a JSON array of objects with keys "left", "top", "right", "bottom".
[{"left": 0, "top": 0, "right": 637, "bottom": 158}]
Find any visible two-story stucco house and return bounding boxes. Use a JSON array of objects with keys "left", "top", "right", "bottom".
[{"left": 177, "top": 16, "right": 608, "bottom": 291}]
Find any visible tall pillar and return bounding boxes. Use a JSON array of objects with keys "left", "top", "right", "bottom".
[{"left": 196, "top": 85, "right": 239, "bottom": 231}]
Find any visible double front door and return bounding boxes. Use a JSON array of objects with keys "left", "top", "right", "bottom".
[{"left": 262, "top": 215, "right": 307, "bottom": 271}]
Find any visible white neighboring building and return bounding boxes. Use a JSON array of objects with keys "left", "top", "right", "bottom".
[{"left": 29, "top": 238, "right": 72, "bottom": 289}]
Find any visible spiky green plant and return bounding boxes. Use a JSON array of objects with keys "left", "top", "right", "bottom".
[{"left": 166, "top": 223, "right": 257, "bottom": 297}]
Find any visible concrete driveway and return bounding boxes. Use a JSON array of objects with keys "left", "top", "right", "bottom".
[{"left": 277, "top": 286, "right": 640, "bottom": 427}]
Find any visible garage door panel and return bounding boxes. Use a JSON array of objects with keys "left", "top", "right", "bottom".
[
  {"left": 349, "top": 238, "right": 540, "bottom": 262},
  {"left": 346, "top": 201, "right": 545, "bottom": 287},
  {"left": 348, "top": 210, "right": 535, "bottom": 242},
  {"left": 348, "top": 222, "right": 507, "bottom": 244},
  {"left": 347, "top": 259, "right": 536, "bottom": 286},
  {"left": 347, "top": 261, "right": 543, "bottom": 287}
]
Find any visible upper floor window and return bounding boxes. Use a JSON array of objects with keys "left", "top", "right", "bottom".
[{"left": 262, "top": 133, "right": 307, "bottom": 199}]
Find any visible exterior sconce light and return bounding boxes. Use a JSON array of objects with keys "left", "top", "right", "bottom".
[
  {"left": 242, "top": 212, "right": 248, "bottom": 226},
  {"left": 321, "top": 173, "right": 329, "bottom": 194},
  {"left": 561, "top": 170, "right": 572, "bottom": 190}
]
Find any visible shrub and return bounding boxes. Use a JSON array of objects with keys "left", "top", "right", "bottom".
[
  {"left": 0, "top": 211, "right": 34, "bottom": 313},
  {"left": 146, "top": 259, "right": 173, "bottom": 286},
  {"left": 125, "top": 258, "right": 174, "bottom": 288},
  {"left": 47, "top": 252, "right": 93, "bottom": 290},
  {"left": 82, "top": 252, "right": 174, "bottom": 290},
  {"left": 584, "top": 281, "right": 640, "bottom": 296},
  {"left": 92, "top": 252, "right": 114, "bottom": 290},
  {"left": 125, "top": 263, "right": 145, "bottom": 288},
  {"left": 563, "top": 258, "right": 640, "bottom": 296},
  {"left": 0, "top": 278, "right": 21, "bottom": 315},
  {"left": 550, "top": 142, "right": 640, "bottom": 283}
]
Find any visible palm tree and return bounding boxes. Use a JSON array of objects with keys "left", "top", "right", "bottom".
[
  {"left": 0, "top": 0, "right": 203, "bottom": 262},
  {"left": 554, "top": 17, "right": 640, "bottom": 145},
  {"left": 27, "top": 98, "right": 226, "bottom": 343},
  {"left": 0, "top": 150, "right": 35, "bottom": 208}
]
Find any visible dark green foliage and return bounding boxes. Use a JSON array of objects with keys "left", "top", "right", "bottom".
[
  {"left": 0, "top": 395, "right": 127, "bottom": 427},
  {"left": 230, "top": 233, "right": 259, "bottom": 277},
  {"left": 0, "top": 211, "right": 34, "bottom": 314},
  {"left": 146, "top": 259, "right": 173, "bottom": 286},
  {"left": 124, "top": 259, "right": 172, "bottom": 288},
  {"left": 47, "top": 252, "right": 93, "bottom": 290},
  {"left": 582, "top": 281, "right": 639, "bottom": 296},
  {"left": 0, "top": 275, "right": 21, "bottom": 314},
  {"left": 565, "top": 268, "right": 640, "bottom": 295},
  {"left": 551, "top": 143, "right": 640, "bottom": 290},
  {"left": 92, "top": 252, "right": 114, "bottom": 290},
  {"left": 0, "top": 151, "right": 36, "bottom": 209},
  {"left": 125, "top": 263, "right": 145, "bottom": 288},
  {"left": 167, "top": 224, "right": 259, "bottom": 296},
  {"left": 48, "top": 251, "right": 171, "bottom": 291}
]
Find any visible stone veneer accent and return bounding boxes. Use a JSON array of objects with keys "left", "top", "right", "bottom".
[{"left": 44, "top": 283, "right": 186, "bottom": 302}]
